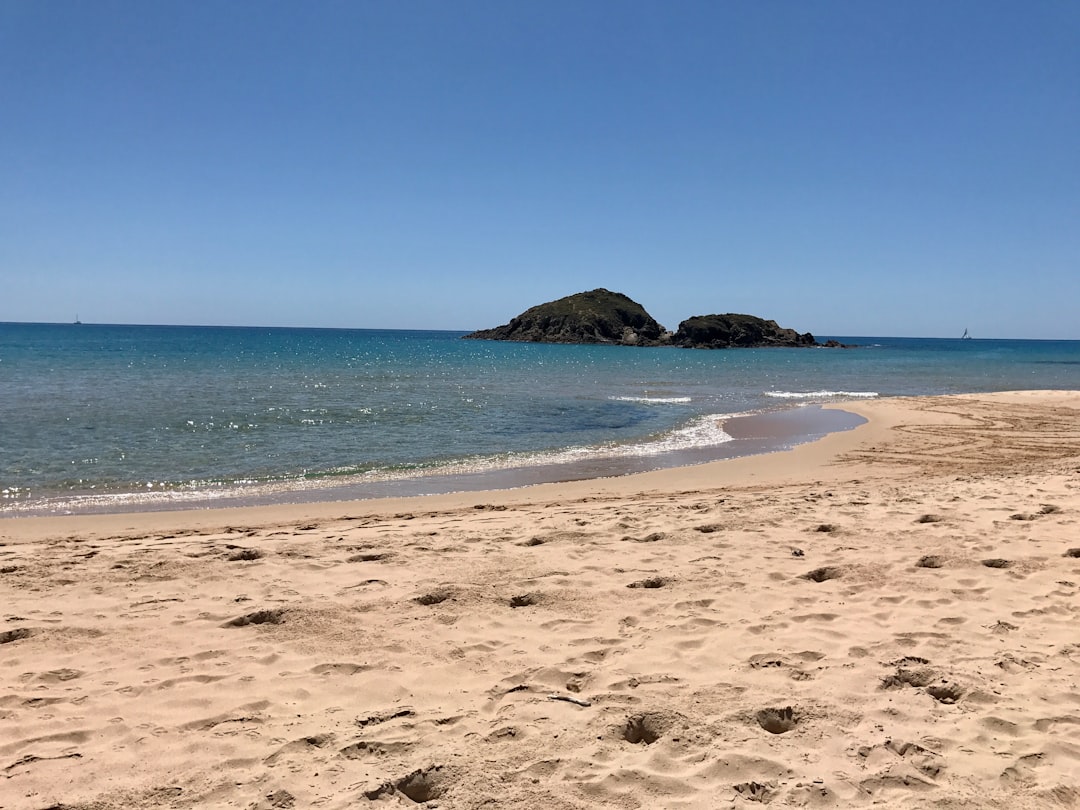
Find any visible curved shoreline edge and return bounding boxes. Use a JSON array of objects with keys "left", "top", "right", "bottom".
[
  {"left": 2, "top": 390, "right": 1072, "bottom": 539},
  {"left": 0, "top": 403, "right": 865, "bottom": 520}
]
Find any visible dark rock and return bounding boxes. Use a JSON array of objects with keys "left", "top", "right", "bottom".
[
  {"left": 463, "top": 289, "right": 667, "bottom": 346},
  {"left": 671, "top": 314, "right": 817, "bottom": 349},
  {"left": 464, "top": 289, "right": 851, "bottom": 349}
]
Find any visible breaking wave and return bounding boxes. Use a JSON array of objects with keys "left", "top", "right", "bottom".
[
  {"left": 765, "top": 390, "right": 879, "bottom": 400},
  {"left": 610, "top": 395, "right": 692, "bottom": 404}
]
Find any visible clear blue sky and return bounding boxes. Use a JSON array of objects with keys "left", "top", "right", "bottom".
[{"left": 2, "top": 1, "right": 1077, "bottom": 338}]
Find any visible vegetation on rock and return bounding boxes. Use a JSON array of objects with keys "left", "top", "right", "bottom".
[
  {"left": 462, "top": 289, "right": 667, "bottom": 346},
  {"left": 671, "top": 314, "right": 816, "bottom": 348},
  {"left": 464, "top": 289, "right": 847, "bottom": 349}
]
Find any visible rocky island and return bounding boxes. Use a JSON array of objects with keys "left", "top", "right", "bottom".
[
  {"left": 463, "top": 289, "right": 847, "bottom": 348},
  {"left": 462, "top": 289, "right": 666, "bottom": 346}
]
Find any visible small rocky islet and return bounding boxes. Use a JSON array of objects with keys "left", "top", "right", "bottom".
[{"left": 462, "top": 288, "right": 851, "bottom": 349}]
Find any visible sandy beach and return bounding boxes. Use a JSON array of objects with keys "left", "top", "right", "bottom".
[{"left": 3, "top": 391, "right": 1080, "bottom": 809}]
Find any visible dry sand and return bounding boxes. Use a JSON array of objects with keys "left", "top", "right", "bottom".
[{"left": 2, "top": 391, "right": 1080, "bottom": 809}]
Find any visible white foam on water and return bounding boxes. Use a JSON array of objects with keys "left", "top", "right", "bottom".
[
  {"left": 765, "top": 390, "right": 879, "bottom": 399},
  {"left": 609, "top": 395, "right": 692, "bottom": 404}
]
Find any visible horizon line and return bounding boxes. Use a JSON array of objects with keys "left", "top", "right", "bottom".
[{"left": 0, "top": 320, "right": 1072, "bottom": 342}]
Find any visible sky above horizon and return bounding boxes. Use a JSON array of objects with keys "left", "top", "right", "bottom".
[{"left": 2, "top": 2, "right": 1078, "bottom": 339}]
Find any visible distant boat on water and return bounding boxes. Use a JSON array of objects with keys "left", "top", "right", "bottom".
[
  {"left": 74, "top": 314, "right": 82, "bottom": 325},
  {"left": 960, "top": 328, "right": 971, "bottom": 340}
]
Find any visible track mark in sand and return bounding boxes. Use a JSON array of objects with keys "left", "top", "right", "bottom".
[
  {"left": 791, "top": 612, "right": 838, "bottom": 623},
  {"left": 887, "top": 656, "right": 931, "bottom": 666},
  {"left": 1033, "top": 715, "right": 1080, "bottom": 732},
  {"left": 223, "top": 608, "right": 286, "bottom": 628},
  {"left": 12, "top": 696, "right": 65, "bottom": 709},
  {"left": 348, "top": 552, "right": 394, "bottom": 563},
  {"left": 733, "top": 781, "right": 774, "bottom": 802},
  {"left": 356, "top": 708, "right": 415, "bottom": 727},
  {"left": 341, "top": 579, "right": 388, "bottom": 590},
  {"left": 881, "top": 662, "right": 965, "bottom": 704},
  {"left": 859, "top": 773, "right": 937, "bottom": 794},
  {"left": 1010, "top": 504, "right": 1059, "bottom": 521},
  {"left": 756, "top": 706, "right": 799, "bottom": 734},
  {"left": 982, "top": 558, "right": 1012, "bottom": 569},
  {"left": 916, "top": 555, "right": 945, "bottom": 569},
  {"left": 622, "top": 532, "right": 666, "bottom": 543},
  {"left": 609, "top": 674, "right": 682, "bottom": 690},
  {"left": 881, "top": 666, "right": 937, "bottom": 689},
  {"left": 926, "top": 682, "right": 965, "bottom": 704},
  {"left": 622, "top": 713, "right": 664, "bottom": 745},
  {"left": 181, "top": 704, "right": 269, "bottom": 731},
  {"left": 227, "top": 548, "right": 262, "bottom": 561},
  {"left": 264, "top": 790, "right": 295, "bottom": 809},
  {"left": 801, "top": 566, "right": 843, "bottom": 583},
  {"left": 311, "top": 663, "right": 375, "bottom": 676},
  {"left": 36, "top": 668, "right": 84, "bottom": 683},
  {"left": 264, "top": 733, "right": 334, "bottom": 763},
  {"left": 340, "top": 739, "right": 414, "bottom": 758},
  {"left": 414, "top": 588, "right": 452, "bottom": 605},
  {"left": 0, "top": 627, "right": 33, "bottom": 644},
  {"left": 130, "top": 597, "right": 184, "bottom": 608},
  {"left": 996, "top": 653, "right": 1038, "bottom": 672},
  {"left": 364, "top": 765, "right": 450, "bottom": 803},
  {"left": 857, "top": 739, "right": 944, "bottom": 781},
  {"left": 748, "top": 652, "right": 817, "bottom": 681},
  {"left": 627, "top": 576, "right": 668, "bottom": 589},
  {"left": 3, "top": 752, "right": 83, "bottom": 773}
]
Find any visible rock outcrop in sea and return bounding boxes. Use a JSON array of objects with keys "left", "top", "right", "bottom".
[
  {"left": 464, "top": 289, "right": 847, "bottom": 348},
  {"left": 462, "top": 289, "right": 667, "bottom": 346},
  {"left": 671, "top": 314, "right": 816, "bottom": 348}
]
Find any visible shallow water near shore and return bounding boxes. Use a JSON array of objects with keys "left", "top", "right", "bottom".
[{"left": 2, "top": 323, "right": 1079, "bottom": 515}]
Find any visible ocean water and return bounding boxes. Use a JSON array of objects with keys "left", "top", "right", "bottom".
[{"left": 2, "top": 323, "right": 1079, "bottom": 515}]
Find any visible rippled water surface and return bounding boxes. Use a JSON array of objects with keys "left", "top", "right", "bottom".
[{"left": 2, "top": 323, "right": 1078, "bottom": 513}]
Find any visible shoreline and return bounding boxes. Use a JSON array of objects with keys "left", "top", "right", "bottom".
[
  {"left": 4, "top": 391, "right": 1080, "bottom": 809},
  {"left": 0, "top": 403, "right": 866, "bottom": 520},
  {"left": 1, "top": 401, "right": 882, "bottom": 538}
]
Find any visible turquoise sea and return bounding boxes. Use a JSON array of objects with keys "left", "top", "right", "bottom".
[{"left": 2, "top": 323, "right": 1079, "bottom": 515}]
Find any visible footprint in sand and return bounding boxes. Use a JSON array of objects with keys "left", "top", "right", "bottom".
[
  {"left": 627, "top": 576, "right": 668, "bottom": 589},
  {"left": 0, "top": 627, "right": 33, "bottom": 644},
  {"left": 800, "top": 566, "right": 843, "bottom": 583},
  {"left": 414, "top": 588, "right": 453, "bottom": 605},
  {"left": 223, "top": 608, "right": 286, "bottom": 628},
  {"left": 226, "top": 548, "right": 262, "bottom": 561},
  {"left": 364, "top": 765, "right": 450, "bottom": 803},
  {"left": 756, "top": 706, "right": 799, "bottom": 734}
]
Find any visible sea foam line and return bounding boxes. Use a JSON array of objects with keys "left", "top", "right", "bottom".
[
  {"left": 610, "top": 395, "right": 692, "bottom": 404},
  {"left": 765, "top": 390, "right": 879, "bottom": 399}
]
